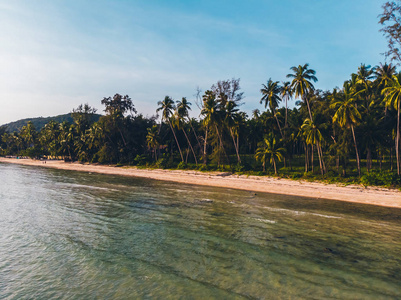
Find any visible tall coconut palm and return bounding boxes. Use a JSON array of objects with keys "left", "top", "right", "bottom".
[
  {"left": 177, "top": 97, "right": 200, "bottom": 161},
  {"left": 157, "top": 96, "right": 184, "bottom": 162},
  {"left": 59, "top": 122, "right": 75, "bottom": 161},
  {"left": 382, "top": 72, "right": 401, "bottom": 175},
  {"left": 146, "top": 125, "right": 160, "bottom": 161},
  {"left": 174, "top": 107, "right": 198, "bottom": 165},
  {"left": 41, "top": 120, "right": 60, "bottom": 158},
  {"left": 260, "top": 78, "right": 283, "bottom": 137},
  {"left": 301, "top": 118, "right": 326, "bottom": 175},
  {"left": 255, "top": 133, "right": 286, "bottom": 174},
  {"left": 20, "top": 121, "right": 37, "bottom": 149},
  {"left": 286, "top": 64, "right": 318, "bottom": 121},
  {"left": 356, "top": 64, "right": 375, "bottom": 88},
  {"left": 201, "top": 90, "right": 228, "bottom": 165},
  {"left": 281, "top": 81, "right": 293, "bottom": 128},
  {"left": 331, "top": 81, "right": 362, "bottom": 176},
  {"left": 225, "top": 100, "right": 241, "bottom": 163}
]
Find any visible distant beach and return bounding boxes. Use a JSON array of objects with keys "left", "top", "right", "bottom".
[{"left": 1, "top": 157, "right": 401, "bottom": 209}]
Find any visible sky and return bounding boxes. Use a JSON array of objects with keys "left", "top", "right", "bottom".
[{"left": 0, "top": 0, "right": 390, "bottom": 124}]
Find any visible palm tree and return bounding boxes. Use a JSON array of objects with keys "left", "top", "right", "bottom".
[
  {"left": 281, "top": 81, "right": 293, "bottom": 128},
  {"left": 356, "top": 64, "right": 375, "bottom": 115},
  {"left": 331, "top": 81, "right": 362, "bottom": 176},
  {"left": 59, "top": 122, "right": 75, "bottom": 161},
  {"left": 174, "top": 107, "right": 198, "bottom": 165},
  {"left": 382, "top": 72, "right": 401, "bottom": 175},
  {"left": 157, "top": 96, "right": 184, "bottom": 162},
  {"left": 286, "top": 63, "right": 318, "bottom": 121},
  {"left": 176, "top": 97, "right": 202, "bottom": 151},
  {"left": 146, "top": 125, "right": 160, "bottom": 161},
  {"left": 41, "top": 120, "right": 60, "bottom": 158},
  {"left": 225, "top": 100, "right": 241, "bottom": 163},
  {"left": 20, "top": 121, "right": 37, "bottom": 150},
  {"left": 255, "top": 133, "right": 286, "bottom": 174},
  {"left": 374, "top": 63, "right": 396, "bottom": 90},
  {"left": 260, "top": 79, "right": 283, "bottom": 137},
  {"left": 301, "top": 118, "right": 326, "bottom": 175},
  {"left": 201, "top": 90, "right": 228, "bottom": 165}
]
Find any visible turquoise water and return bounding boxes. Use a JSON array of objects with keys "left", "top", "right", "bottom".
[{"left": 0, "top": 163, "right": 401, "bottom": 299}]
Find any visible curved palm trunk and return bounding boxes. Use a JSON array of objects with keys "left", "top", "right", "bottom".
[
  {"left": 182, "top": 128, "right": 198, "bottom": 165},
  {"left": 319, "top": 144, "right": 327, "bottom": 174},
  {"left": 118, "top": 128, "right": 127, "bottom": 146},
  {"left": 215, "top": 125, "right": 230, "bottom": 165},
  {"left": 285, "top": 98, "right": 288, "bottom": 128},
  {"left": 351, "top": 124, "right": 361, "bottom": 176},
  {"left": 273, "top": 157, "right": 277, "bottom": 175},
  {"left": 304, "top": 143, "right": 308, "bottom": 172},
  {"left": 304, "top": 96, "right": 313, "bottom": 121},
  {"left": 272, "top": 107, "right": 283, "bottom": 138},
  {"left": 203, "top": 127, "right": 208, "bottom": 164},
  {"left": 229, "top": 128, "right": 241, "bottom": 164},
  {"left": 168, "top": 120, "right": 184, "bottom": 162},
  {"left": 316, "top": 141, "right": 324, "bottom": 175},
  {"left": 397, "top": 100, "right": 400, "bottom": 175},
  {"left": 187, "top": 117, "right": 202, "bottom": 152}
]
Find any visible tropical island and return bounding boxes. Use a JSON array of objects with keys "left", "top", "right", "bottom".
[
  {"left": 2, "top": 2, "right": 401, "bottom": 299},
  {"left": 1, "top": 2, "right": 401, "bottom": 196}
]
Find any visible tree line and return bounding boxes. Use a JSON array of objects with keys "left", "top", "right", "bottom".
[
  {"left": 1, "top": 2, "right": 401, "bottom": 186},
  {"left": 1, "top": 62, "right": 401, "bottom": 186}
]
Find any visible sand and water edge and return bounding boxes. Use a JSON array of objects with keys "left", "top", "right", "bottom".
[{"left": 1, "top": 157, "right": 400, "bottom": 209}]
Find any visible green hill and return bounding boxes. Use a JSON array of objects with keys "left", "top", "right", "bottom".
[{"left": 2, "top": 113, "right": 102, "bottom": 133}]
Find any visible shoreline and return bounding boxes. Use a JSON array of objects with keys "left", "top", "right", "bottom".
[{"left": 1, "top": 157, "right": 401, "bottom": 209}]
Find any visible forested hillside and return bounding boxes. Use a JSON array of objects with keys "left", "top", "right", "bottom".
[{"left": 2, "top": 113, "right": 102, "bottom": 133}]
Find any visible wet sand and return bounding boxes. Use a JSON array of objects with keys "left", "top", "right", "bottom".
[{"left": 1, "top": 157, "right": 401, "bottom": 208}]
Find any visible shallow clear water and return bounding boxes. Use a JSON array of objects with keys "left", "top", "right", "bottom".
[{"left": 0, "top": 163, "right": 401, "bottom": 299}]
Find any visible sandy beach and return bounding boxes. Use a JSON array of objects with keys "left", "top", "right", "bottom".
[{"left": 1, "top": 157, "right": 401, "bottom": 208}]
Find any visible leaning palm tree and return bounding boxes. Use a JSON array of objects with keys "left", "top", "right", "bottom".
[
  {"left": 382, "top": 72, "right": 401, "bottom": 175},
  {"left": 281, "top": 81, "right": 293, "bottom": 128},
  {"left": 260, "top": 78, "right": 283, "bottom": 137},
  {"left": 331, "top": 81, "right": 362, "bottom": 176},
  {"left": 174, "top": 106, "right": 198, "bottom": 165},
  {"left": 157, "top": 96, "right": 184, "bottom": 162},
  {"left": 176, "top": 97, "right": 202, "bottom": 150},
  {"left": 286, "top": 63, "right": 318, "bottom": 121},
  {"left": 255, "top": 133, "right": 286, "bottom": 174}
]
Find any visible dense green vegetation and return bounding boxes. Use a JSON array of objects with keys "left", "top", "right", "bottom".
[
  {"left": 2, "top": 113, "right": 101, "bottom": 133},
  {"left": 1, "top": 2, "right": 401, "bottom": 188}
]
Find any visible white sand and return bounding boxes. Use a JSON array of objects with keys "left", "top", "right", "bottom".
[{"left": 1, "top": 157, "right": 401, "bottom": 208}]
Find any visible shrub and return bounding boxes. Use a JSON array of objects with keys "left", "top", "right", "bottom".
[
  {"left": 361, "top": 170, "right": 401, "bottom": 187},
  {"left": 133, "top": 154, "right": 148, "bottom": 166},
  {"left": 177, "top": 162, "right": 187, "bottom": 169}
]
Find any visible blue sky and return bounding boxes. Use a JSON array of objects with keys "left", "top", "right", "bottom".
[{"left": 0, "top": 0, "right": 389, "bottom": 124}]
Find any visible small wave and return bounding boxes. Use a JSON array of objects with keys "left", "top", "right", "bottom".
[
  {"left": 262, "top": 206, "right": 341, "bottom": 219},
  {"left": 309, "top": 213, "right": 342, "bottom": 219},
  {"left": 56, "top": 183, "right": 118, "bottom": 191},
  {"left": 256, "top": 218, "right": 276, "bottom": 224}
]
